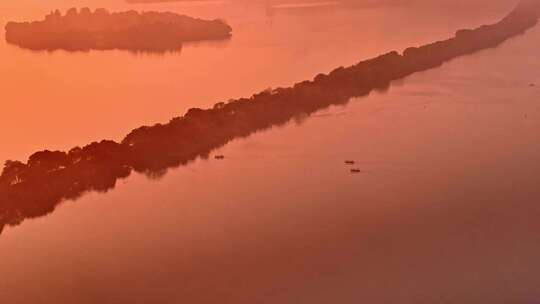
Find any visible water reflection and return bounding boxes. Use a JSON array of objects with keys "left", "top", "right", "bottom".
[{"left": 1, "top": 1, "right": 538, "bottom": 235}]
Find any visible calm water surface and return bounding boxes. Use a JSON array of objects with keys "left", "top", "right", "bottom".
[
  {"left": 0, "top": 0, "right": 512, "bottom": 161},
  {"left": 1, "top": 0, "right": 539, "bottom": 303}
]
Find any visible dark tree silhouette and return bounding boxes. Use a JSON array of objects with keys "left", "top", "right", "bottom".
[{"left": 5, "top": 8, "right": 232, "bottom": 52}]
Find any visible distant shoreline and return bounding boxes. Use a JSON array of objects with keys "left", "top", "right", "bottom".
[
  {"left": 1, "top": 0, "right": 538, "bottom": 234},
  {"left": 4, "top": 8, "right": 232, "bottom": 52}
]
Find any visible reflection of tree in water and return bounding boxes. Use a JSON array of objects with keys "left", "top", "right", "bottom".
[
  {"left": 0, "top": 0, "right": 538, "bottom": 235},
  {"left": 5, "top": 8, "right": 232, "bottom": 53}
]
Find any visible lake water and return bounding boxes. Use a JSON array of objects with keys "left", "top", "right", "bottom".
[{"left": 1, "top": 0, "right": 539, "bottom": 303}]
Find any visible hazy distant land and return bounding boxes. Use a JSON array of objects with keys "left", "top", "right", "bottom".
[
  {"left": 5, "top": 8, "right": 232, "bottom": 52},
  {"left": 0, "top": 0, "right": 539, "bottom": 233}
]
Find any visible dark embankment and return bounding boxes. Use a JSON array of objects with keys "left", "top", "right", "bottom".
[
  {"left": 0, "top": 1, "right": 538, "bottom": 234},
  {"left": 5, "top": 8, "right": 232, "bottom": 52}
]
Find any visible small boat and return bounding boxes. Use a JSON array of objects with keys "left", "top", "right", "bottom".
[
  {"left": 350, "top": 169, "right": 361, "bottom": 174},
  {"left": 215, "top": 155, "right": 225, "bottom": 160},
  {"left": 345, "top": 160, "right": 355, "bottom": 165}
]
